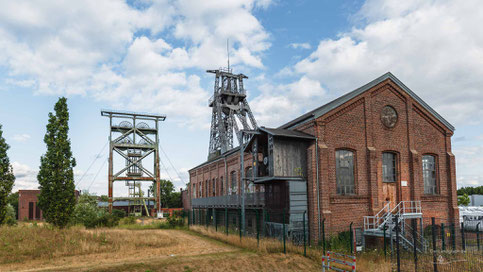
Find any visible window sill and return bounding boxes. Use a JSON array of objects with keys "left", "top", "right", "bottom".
[
  {"left": 330, "top": 195, "right": 369, "bottom": 204},
  {"left": 421, "top": 195, "right": 446, "bottom": 202}
]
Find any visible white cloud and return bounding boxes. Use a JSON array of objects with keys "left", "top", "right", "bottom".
[
  {"left": 251, "top": 76, "right": 325, "bottom": 126},
  {"left": 12, "top": 134, "right": 31, "bottom": 142},
  {"left": 290, "top": 43, "right": 311, "bottom": 50},
  {"left": 11, "top": 161, "right": 38, "bottom": 191},
  {"left": 292, "top": 0, "right": 483, "bottom": 126},
  {"left": 0, "top": 0, "right": 272, "bottom": 128}
]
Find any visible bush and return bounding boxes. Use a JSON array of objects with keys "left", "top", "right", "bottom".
[
  {"left": 5, "top": 204, "right": 16, "bottom": 226},
  {"left": 167, "top": 214, "right": 184, "bottom": 227},
  {"left": 119, "top": 216, "right": 136, "bottom": 225},
  {"left": 71, "top": 201, "right": 120, "bottom": 228},
  {"left": 112, "top": 209, "right": 126, "bottom": 219}
]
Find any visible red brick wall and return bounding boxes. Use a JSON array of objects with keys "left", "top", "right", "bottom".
[{"left": 18, "top": 190, "right": 43, "bottom": 221}]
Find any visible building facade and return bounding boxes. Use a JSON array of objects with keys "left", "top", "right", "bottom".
[
  {"left": 188, "top": 72, "right": 458, "bottom": 243},
  {"left": 18, "top": 189, "right": 80, "bottom": 221}
]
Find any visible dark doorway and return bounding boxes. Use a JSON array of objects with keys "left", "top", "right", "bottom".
[
  {"left": 28, "top": 202, "right": 34, "bottom": 220},
  {"left": 35, "top": 203, "right": 41, "bottom": 219}
]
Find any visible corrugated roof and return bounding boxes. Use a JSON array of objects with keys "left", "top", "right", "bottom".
[
  {"left": 279, "top": 72, "right": 455, "bottom": 131},
  {"left": 259, "top": 127, "right": 315, "bottom": 139}
]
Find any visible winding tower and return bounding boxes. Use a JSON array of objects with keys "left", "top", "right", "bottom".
[
  {"left": 207, "top": 68, "right": 257, "bottom": 159},
  {"left": 101, "top": 110, "right": 166, "bottom": 216}
]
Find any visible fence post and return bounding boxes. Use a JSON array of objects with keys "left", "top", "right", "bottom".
[
  {"left": 225, "top": 208, "right": 228, "bottom": 235},
  {"left": 206, "top": 209, "right": 209, "bottom": 228},
  {"left": 412, "top": 219, "right": 418, "bottom": 272},
  {"left": 451, "top": 223, "right": 456, "bottom": 250},
  {"left": 477, "top": 222, "right": 481, "bottom": 251},
  {"left": 461, "top": 222, "right": 466, "bottom": 251},
  {"left": 256, "top": 209, "right": 260, "bottom": 247},
  {"left": 383, "top": 224, "right": 387, "bottom": 260},
  {"left": 188, "top": 210, "right": 190, "bottom": 229},
  {"left": 239, "top": 209, "right": 242, "bottom": 240},
  {"left": 349, "top": 222, "right": 354, "bottom": 254},
  {"left": 214, "top": 208, "right": 217, "bottom": 232},
  {"left": 395, "top": 215, "right": 401, "bottom": 272},
  {"left": 322, "top": 218, "right": 326, "bottom": 255},
  {"left": 303, "top": 210, "right": 307, "bottom": 257},
  {"left": 262, "top": 209, "right": 266, "bottom": 237},
  {"left": 283, "top": 209, "right": 286, "bottom": 254},
  {"left": 441, "top": 223, "right": 445, "bottom": 251},
  {"left": 431, "top": 217, "right": 438, "bottom": 272}
]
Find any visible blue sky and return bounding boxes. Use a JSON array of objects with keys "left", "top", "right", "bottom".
[{"left": 1, "top": 0, "right": 482, "bottom": 196}]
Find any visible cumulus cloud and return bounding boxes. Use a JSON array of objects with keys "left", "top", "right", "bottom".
[
  {"left": 11, "top": 161, "right": 38, "bottom": 191},
  {"left": 12, "top": 134, "right": 31, "bottom": 142},
  {"left": 289, "top": 43, "right": 311, "bottom": 50},
  {"left": 250, "top": 76, "right": 325, "bottom": 126},
  {"left": 292, "top": 0, "right": 483, "bottom": 126},
  {"left": 0, "top": 0, "right": 272, "bottom": 128}
]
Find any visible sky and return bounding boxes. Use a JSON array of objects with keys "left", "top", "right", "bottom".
[{"left": 1, "top": 0, "right": 482, "bottom": 196}]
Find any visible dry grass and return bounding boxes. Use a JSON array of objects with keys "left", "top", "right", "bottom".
[{"left": 188, "top": 226, "right": 392, "bottom": 272}]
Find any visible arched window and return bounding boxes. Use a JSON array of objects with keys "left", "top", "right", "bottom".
[
  {"left": 220, "top": 176, "right": 224, "bottom": 195},
  {"left": 382, "top": 152, "right": 397, "bottom": 183},
  {"left": 336, "top": 149, "right": 355, "bottom": 195},
  {"left": 423, "top": 155, "right": 437, "bottom": 194},
  {"left": 230, "top": 171, "right": 238, "bottom": 195},
  {"left": 246, "top": 167, "right": 254, "bottom": 193}
]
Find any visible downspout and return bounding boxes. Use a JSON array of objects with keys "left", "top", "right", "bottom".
[{"left": 315, "top": 137, "right": 321, "bottom": 243}]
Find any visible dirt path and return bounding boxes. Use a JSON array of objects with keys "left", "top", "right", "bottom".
[{"left": 0, "top": 229, "right": 319, "bottom": 272}]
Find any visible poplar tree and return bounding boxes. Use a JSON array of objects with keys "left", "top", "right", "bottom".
[
  {"left": 38, "top": 97, "right": 76, "bottom": 228},
  {"left": 0, "top": 124, "right": 15, "bottom": 225}
]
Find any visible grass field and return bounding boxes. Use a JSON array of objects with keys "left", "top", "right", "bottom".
[{"left": 0, "top": 223, "right": 322, "bottom": 272}]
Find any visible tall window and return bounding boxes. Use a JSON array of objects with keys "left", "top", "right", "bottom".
[
  {"left": 246, "top": 167, "right": 254, "bottom": 193},
  {"left": 212, "top": 178, "right": 216, "bottom": 196},
  {"left": 199, "top": 182, "right": 203, "bottom": 197},
  {"left": 335, "top": 150, "right": 355, "bottom": 195},
  {"left": 382, "top": 152, "right": 397, "bottom": 182},
  {"left": 423, "top": 155, "right": 437, "bottom": 194},
  {"left": 192, "top": 184, "right": 196, "bottom": 198},
  {"left": 220, "top": 176, "right": 224, "bottom": 195},
  {"left": 230, "top": 171, "right": 238, "bottom": 195}
]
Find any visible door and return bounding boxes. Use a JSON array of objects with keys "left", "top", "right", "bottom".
[
  {"left": 382, "top": 152, "right": 398, "bottom": 208},
  {"left": 28, "top": 202, "right": 34, "bottom": 220}
]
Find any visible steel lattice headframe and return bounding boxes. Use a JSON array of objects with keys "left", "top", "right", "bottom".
[{"left": 207, "top": 68, "right": 257, "bottom": 159}]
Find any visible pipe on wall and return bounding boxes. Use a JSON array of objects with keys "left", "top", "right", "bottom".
[{"left": 315, "top": 137, "right": 321, "bottom": 243}]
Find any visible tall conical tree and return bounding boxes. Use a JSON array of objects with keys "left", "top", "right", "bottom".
[
  {"left": 38, "top": 97, "right": 76, "bottom": 228},
  {"left": 0, "top": 124, "right": 15, "bottom": 225}
]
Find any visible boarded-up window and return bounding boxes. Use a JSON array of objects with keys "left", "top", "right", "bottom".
[
  {"left": 28, "top": 202, "right": 34, "bottom": 220},
  {"left": 35, "top": 203, "right": 41, "bottom": 219},
  {"left": 423, "top": 155, "right": 437, "bottom": 194},
  {"left": 382, "top": 152, "right": 397, "bottom": 183},
  {"left": 336, "top": 150, "right": 355, "bottom": 195}
]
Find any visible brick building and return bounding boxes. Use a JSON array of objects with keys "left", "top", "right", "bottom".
[
  {"left": 188, "top": 72, "right": 458, "bottom": 243},
  {"left": 18, "top": 189, "right": 80, "bottom": 221}
]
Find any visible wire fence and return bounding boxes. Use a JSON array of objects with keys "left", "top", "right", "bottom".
[
  {"left": 391, "top": 217, "right": 483, "bottom": 272},
  {"left": 184, "top": 210, "right": 483, "bottom": 271},
  {"left": 187, "top": 208, "right": 363, "bottom": 257}
]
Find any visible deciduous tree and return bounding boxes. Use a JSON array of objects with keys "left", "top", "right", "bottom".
[
  {"left": 38, "top": 97, "right": 76, "bottom": 228},
  {"left": 0, "top": 124, "right": 15, "bottom": 225}
]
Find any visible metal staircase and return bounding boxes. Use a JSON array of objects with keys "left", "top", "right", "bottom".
[{"left": 364, "top": 201, "right": 428, "bottom": 252}]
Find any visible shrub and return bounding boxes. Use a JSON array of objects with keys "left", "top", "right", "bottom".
[
  {"left": 71, "top": 201, "right": 120, "bottom": 228},
  {"left": 119, "top": 216, "right": 136, "bottom": 225},
  {"left": 112, "top": 209, "right": 126, "bottom": 219},
  {"left": 4, "top": 204, "right": 16, "bottom": 226},
  {"left": 167, "top": 214, "right": 184, "bottom": 227}
]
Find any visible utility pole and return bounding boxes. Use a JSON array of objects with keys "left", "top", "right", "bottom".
[{"left": 240, "top": 131, "right": 245, "bottom": 235}]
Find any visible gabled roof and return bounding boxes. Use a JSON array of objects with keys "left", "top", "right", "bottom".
[
  {"left": 279, "top": 72, "right": 455, "bottom": 131},
  {"left": 259, "top": 127, "right": 315, "bottom": 139}
]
